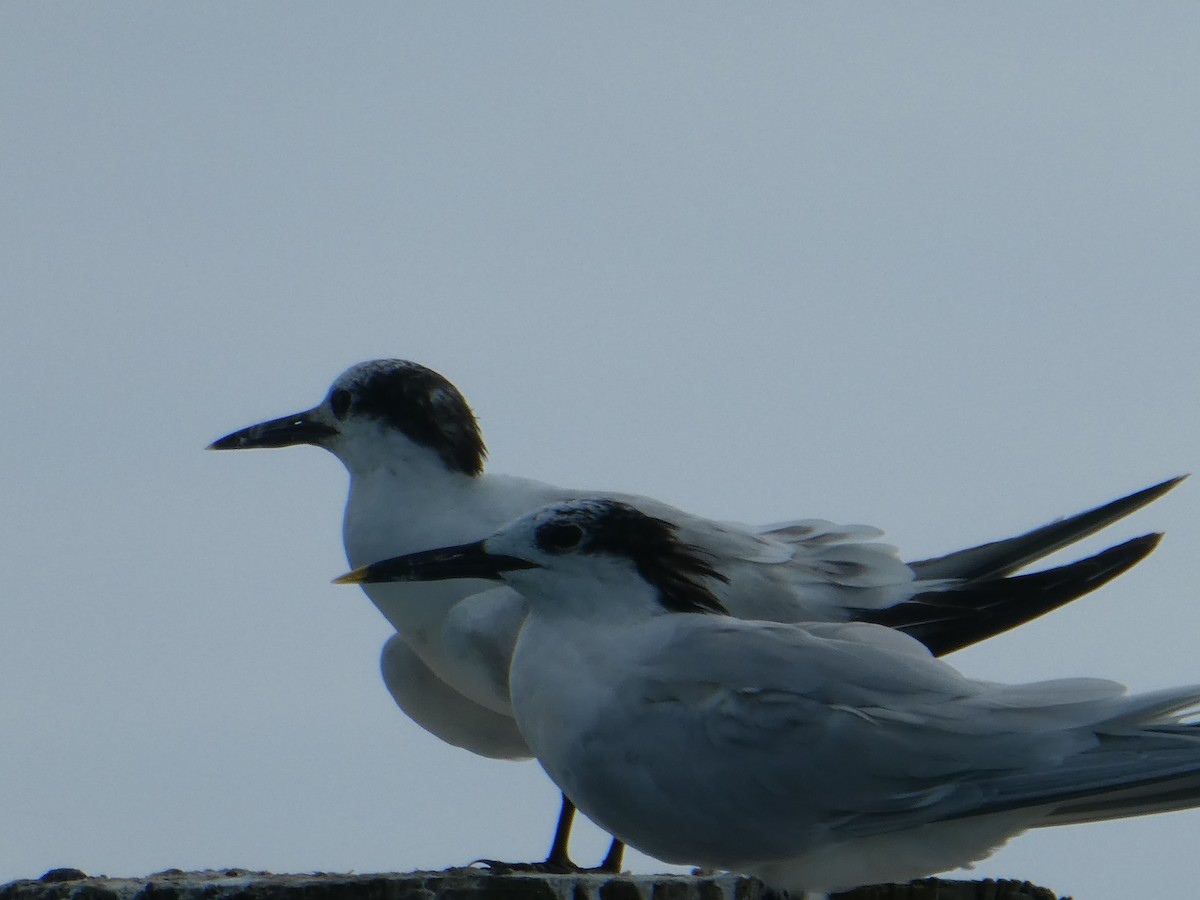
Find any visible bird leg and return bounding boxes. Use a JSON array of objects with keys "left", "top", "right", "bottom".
[{"left": 475, "top": 794, "right": 626, "bottom": 874}]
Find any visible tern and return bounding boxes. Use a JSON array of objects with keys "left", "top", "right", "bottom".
[
  {"left": 338, "top": 498, "right": 1200, "bottom": 896},
  {"left": 210, "top": 359, "right": 1179, "bottom": 871}
]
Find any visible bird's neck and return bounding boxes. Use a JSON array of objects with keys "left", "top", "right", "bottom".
[{"left": 340, "top": 465, "right": 568, "bottom": 634}]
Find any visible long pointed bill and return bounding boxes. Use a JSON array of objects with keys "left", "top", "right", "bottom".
[
  {"left": 335, "top": 540, "right": 541, "bottom": 585},
  {"left": 208, "top": 409, "right": 339, "bottom": 450}
]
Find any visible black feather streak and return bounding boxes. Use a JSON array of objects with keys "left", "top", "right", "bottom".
[{"left": 578, "top": 502, "right": 730, "bottom": 616}]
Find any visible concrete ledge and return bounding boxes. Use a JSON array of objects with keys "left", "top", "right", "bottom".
[{"left": 0, "top": 870, "right": 1065, "bottom": 900}]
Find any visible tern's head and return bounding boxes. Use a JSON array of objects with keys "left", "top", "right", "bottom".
[
  {"left": 207, "top": 360, "right": 487, "bottom": 477},
  {"left": 337, "top": 499, "right": 730, "bottom": 619}
]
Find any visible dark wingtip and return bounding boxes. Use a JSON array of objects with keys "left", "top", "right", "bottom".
[
  {"left": 909, "top": 475, "right": 1187, "bottom": 582},
  {"left": 875, "top": 532, "right": 1166, "bottom": 656},
  {"left": 1128, "top": 530, "right": 1166, "bottom": 554},
  {"left": 1093, "top": 475, "right": 1187, "bottom": 523},
  {"left": 1092, "top": 531, "right": 1164, "bottom": 579},
  {"left": 206, "top": 434, "right": 240, "bottom": 451},
  {"left": 1132, "top": 474, "right": 1188, "bottom": 503}
]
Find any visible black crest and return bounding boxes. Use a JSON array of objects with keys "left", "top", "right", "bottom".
[
  {"left": 340, "top": 360, "right": 487, "bottom": 476},
  {"left": 538, "top": 501, "right": 731, "bottom": 616}
]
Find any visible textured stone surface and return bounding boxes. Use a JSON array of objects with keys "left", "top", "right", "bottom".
[{"left": 0, "top": 870, "right": 1066, "bottom": 900}]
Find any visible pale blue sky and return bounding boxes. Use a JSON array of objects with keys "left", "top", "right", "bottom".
[{"left": 2, "top": 5, "right": 1199, "bottom": 898}]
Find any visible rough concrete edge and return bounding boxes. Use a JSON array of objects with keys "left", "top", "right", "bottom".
[{"left": 0, "top": 870, "right": 1068, "bottom": 900}]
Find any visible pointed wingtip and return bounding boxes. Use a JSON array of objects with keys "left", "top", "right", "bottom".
[
  {"left": 1138, "top": 530, "right": 1166, "bottom": 547},
  {"left": 1102, "top": 474, "right": 1189, "bottom": 513},
  {"left": 1104, "top": 531, "right": 1165, "bottom": 569},
  {"left": 1146, "top": 473, "right": 1189, "bottom": 496},
  {"left": 206, "top": 432, "right": 246, "bottom": 451},
  {"left": 894, "top": 530, "right": 1168, "bottom": 656},
  {"left": 909, "top": 476, "right": 1187, "bottom": 582}
]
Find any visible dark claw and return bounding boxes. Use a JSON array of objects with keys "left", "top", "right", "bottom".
[{"left": 471, "top": 854, "right": 623, "bottom": 876}]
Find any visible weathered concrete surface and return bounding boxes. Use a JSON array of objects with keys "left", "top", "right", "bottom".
[{"left": 0, "top": 869, "right": 1066, "bottom": 900}]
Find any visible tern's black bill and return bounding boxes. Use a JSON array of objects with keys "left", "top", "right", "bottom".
[
  {"left": 335, "top": 540, "right": 541, "bottom": 585},
  {"left": 208, "top": 410, "right": 339, "bottom": 450}
]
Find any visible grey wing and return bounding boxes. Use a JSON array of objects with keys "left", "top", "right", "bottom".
[
  {"left": 619, "top": 620, "right": 1010, "bottom": 847},
  {"left": 630, "top": 618, "right": 1200, "bottom": 844},
  {"left": 677, "top": 513, "right": 919, "bottom": 621}
]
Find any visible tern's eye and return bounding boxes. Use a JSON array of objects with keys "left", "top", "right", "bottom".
[
  {"left": 330, "top": 389, "right": 353, "bottom": 421},
  {"left": 536, "top": 522, "right": 585, "bottom": 554}
]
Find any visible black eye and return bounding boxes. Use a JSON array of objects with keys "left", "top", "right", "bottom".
[
  {"left": 536, "top": 522, "right": 584, "bottom": 554},
  {"left": 330, "top": 389, "right": 353, "bottom": 421}
]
